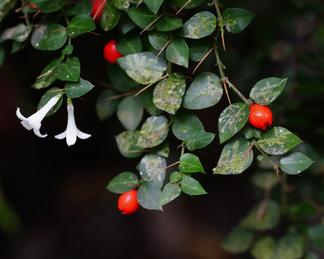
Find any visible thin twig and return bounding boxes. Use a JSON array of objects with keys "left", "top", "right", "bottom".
[
  {"left": 140, "top": 15, "right": 163, "bottom": 35},
  {"left": 176, "top": 0, "right": 192, "bottom": 15},
  {"left": 157, "top": 40, "right": 171, "bottom": 57},
  {"left": 214, "top": 0, "right": 226, "bottom": 50},
  {"left": 166, "top": 161, "right": 180, "bottom": 170},
  {"left": 192, "top": 48, "right": 213, "bottom": 74}
]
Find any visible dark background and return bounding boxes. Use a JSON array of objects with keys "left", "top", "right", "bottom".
[{"left": 0, "top": 0, "right": 323, "bottom": 258}]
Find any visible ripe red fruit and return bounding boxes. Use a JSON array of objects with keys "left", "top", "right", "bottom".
[
  {"left": 103, "top": 40, "right": 122, "bottom": 64},
  {"left": 91, "top": 0, "right": 106, "bottom": 21},
  {"left": 248, "top": 103, "right": 273, "bottom": 130},
  {"left": 117, "top": 190, "right": 139, "bottom": 215}
]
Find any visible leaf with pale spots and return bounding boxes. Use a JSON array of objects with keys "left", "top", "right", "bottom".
[
  {"left": 160, "top": 183, "right": 181, "bottom": 206},
  {"left": 32, "top": 58, "right": 62, "bottom": 89},
  {"left": 223, "top": 8, "right": 255, "bottom": 33},
  {"left": 106, "top": 172, "right": 139, "bottom": 194},
  {"left": 280, "top": 152, "right": 313, "bottom": 175},
  {"left": 250, "top": 77, "right": 287, "bottom": 105},
  {"left": 218, "top": 103, "right": 249, "bottom": 144},
  {"left": 153, "top": 73, "right": 186, "bottom": 114},
  {"left": 136, "top": 115, "right": 169, "bottom": 148},
  {"left": 117, "top": 52, "right": 167, "bottom": 85},
  {"left": 257, "top": 127, "right": 302, "bottom": 155},
  {"left": 183, "top": 72, "right": 223, "bottom": 110},
  {"left": 182, "top": 11, "right": 217, "bottom": 39},
  {"left": 137, "top": 182, "right": 162, "bottom": 210},
  {"left": 100, "top": 2, "right": 121, "bottom": 31},
  {"left": 166, "top": 39, "right": 189, "bottom": 68},
  {"left": 213, "top": 138, "right": 253, "bottom": 175},
  {"left": 138, "top": 154, "right": 166, "bottom": 188},
  {"left": 115, "top": 131, "right": 143, "bottom": 158}
]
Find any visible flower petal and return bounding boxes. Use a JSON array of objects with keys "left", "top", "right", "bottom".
[
  {"left": 16, "top": 108, "right": 26, "bottom": 120},
  {"left": 33, "top": 129, "right": 48, "bottom": 138},
  {"left": 66, "top": 130, "right": 77, "bottom": 147},
  {"left": 55, "top": 132, "right": 66, "bottom": 140},
  {"left": 77, "top": 130, "right": 91, "bottom": 140}
]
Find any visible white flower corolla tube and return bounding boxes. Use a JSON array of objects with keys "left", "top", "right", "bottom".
[
  {"left": 16, "top": 94, "right": 62, "bottom": 138},
  {"left": 55, "top": 99, "right": 91, "bottom": 146}
]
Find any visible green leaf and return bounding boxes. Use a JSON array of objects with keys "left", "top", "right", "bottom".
[
  {"left": 100, "top": 2, "right": 121, "bottom": 31},
  {"left": 179, "top": 153, "right": 205, "bottom": 174},
  {"left": 160, "top": 183, "right": 181, "bottom": 206},
  {"left": 223, "top": 8, "right": 255, "bottom": 33},
  {"left": 1, "top": 23, "right": 32, "bottom": 43},
  {"left": 251, "top": 172, "right": 279, "bottom": 190},
  {"left": 32, "top": 58, "right": 62, "bottom": 89},
  {"left": 156, "top": 142, "right": 169, "bottom": 158},
  {"left": 308, "top": 225, "right": 324, "bottom": 250},
  {"left": 106, "top": 172, "right": 139, "bottom": 194},
  {"left": 148, "top": 31, "right": 168, "bottom": 50},
  {"left": 169, "top": 0, "right": 204, "bottom": 9},
  {"left": 143, "top": 0, "right": 164, "bottom": 14},
  {"left": 137, "top": 115, "right": 169, "bottom": 148},
  {"left": 156, "top": 16, "right": 183, "bottom": 31},
  {"left": 170, "top": 171, "right": 182, "bottom": 183},
  {"left": 153, "top": 73, "right": 186, "bottom": 114},
  {"left": 172, "top": 113, "right": 204, "bottom": 140},
  {"left": 117, "top": 96, "right": 143, "bottom": 130},
  {"left": 287, "top": 202, "right": 316, "bottom": 221},
  {"left": 67, "top": 0, "right": 91, "bottom": 16},
  {"left": 218, "top": 103, "right": 249, "bottom": 144},
  {"left": 184, "top": 131, "right": 215, "bottom": 151},
  {"left": 112, "top": 0, "right": 130, "bottom": 9},
  {"left": 183, "top": 72, "right": 223, "bottom": 110},
  {"left": 138, "top": 154, "right": 166, "bottom": 188},
  {"left": 67, "top": 14, "right": 95, "bottom": 38},
  {"left": 189, "top": 40, "right": 211, "bottom": 62},
  {"left": 65, "top": 78, "right": 94, "bottom": 99},
  {"left": 222, "top": 227, "right": 254, "bottom": 254},
  {"left": 273, "top": 234, "right": 304, "bottom": 259},
  {"left": 32, "top": 0, "right": 65, "bottom": 13},
  {"left": 107, "top": 64, "right": 138, "bottom": 92},
  {"left": 279, "top": 152, "right": 313, "bottom": 175},
  {"left": 182, "top": 11, "right": 217, "bottom": 39},
  {"left": 166, "top": 38, "right": 189, "bottom": 68},
  {"left": 250, "top": 77, "right": 288, "bottom": 105},
  {"left": 115, "top": 131, "right": 143, "bottom": 158},
  {"left": 137, "top": 182, "right": 162, "bottom": 210},
  {"left": 117, "top": 35, "right": 143, "bottom": 55},
  {"left": 31, "top": 24, "right": 67, "bottom": 51},
  {"left": 240, "top": 200, "right": 280, "bottom": 231},
  {"left": 117, "top": 52, "right": 167, "bottom": 85},
  {"left": 213, "top": 138, "right": 253, "bottom": 175},
  {"left": 120, "top": 17, "right": 136, "bottom": 34},
  {"left": 181, "top": 175, "right": 207, "bottom": 195},
  {"left": 37, "top": 87, "right": 63, "bottom": 117},
  {"left": 138, "top": 89, "right": 161, "bottom": 116},
  {"left": 96, "top": 90, "right": 119, "bottom": 121},
  {"left": 62, "top": 44, "right": 73, "bottom": 55},
  {"left": 251, "top": 237, "right": 276, "bottom": 259},
  {"left": 257, "top": 127, "right": 302, "bottom": 155},
  {"left": 127, "top": 7, "right": 158, "bottom": 30},
  {"left": 56, "top": 57, "right": 80, "bottom": 82}
]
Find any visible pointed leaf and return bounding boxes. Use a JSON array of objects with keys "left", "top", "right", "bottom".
[
  {"left": 137, "top": 183, "right": 162, "bottom": 210},
  {"left": 223, "top": 8, "right": 255, "bottom": 33},
  {"left": 182, "top": 11, "right": 216, "bottom": 39},
  {"left": 106, "top": 172, "right": 139, "bottom": 194},
  {"left": 179, "top": 153, "right": 205, "bottom": 174},
  {"left": 65, "top": 78, "right": 94, "bottom": 98},
  {"left": 117, "top": 96, "right": 143, "bottom": 130},
  {"left": 166, "top": 38, "right": 189, "bottom": 68},
  {"left": 160, "top": 183, "right": 181, "bottom": 206},
  {"left": 279, "top": 152, "right": 313, "bottom": 175},
  {"left": 138, "top": 154, "right": 166, "bottom": 188},
  {"left": 181, "top": 175, "right": 207, "bottom": 195}
]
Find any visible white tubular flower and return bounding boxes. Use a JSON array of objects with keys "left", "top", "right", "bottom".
[
  {"left": 16, "top": 94, "right": 61, "bottom": 138},
  {"left": 55, "top": 99, "right": 91, "bottom": 146}
]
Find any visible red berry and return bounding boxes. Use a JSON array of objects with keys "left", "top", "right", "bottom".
[
  {"left": 248, "top": 103, "right": 273, "bottom": 130},
  {"left": 117, "top": 190, "right": 139, "bottom": 215},
  {"left": 91, "top": 0, "right": 106, "bottom": 21},
  {"left": 103, "top": 40, "right": 122, "bottom": 64}
]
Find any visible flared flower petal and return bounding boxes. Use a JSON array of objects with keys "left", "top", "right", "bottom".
[
  {"left": 16, "top": 95, "right": 61, "bottom": 138},
  {"left": 55, "top": 101, "right": 91, "bottom": 146}
]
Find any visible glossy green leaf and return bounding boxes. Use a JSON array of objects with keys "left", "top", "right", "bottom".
[
  {"left": 182, "top": 11, "right": 217, "bottom": 39},
  {"left": 148, "top": 31, "right": 168, "bottom": 50},
  {"left": 67, "top": 0, "right": 92, "bottom": 16},
  {"left": 183, "top": 72, "right": 223, "bottom": 110},
  {"left": 137, "top": 115, "right": 169, "bottom": 148},
  {"left": 143, "top": 0, "right": 164, "bottom": 14},
  {"left": 160, "top": 183, "right": 181, "bottom": 206},
  {"left": 138, "top": 89, "right": 161, "bottom": 116},
  {"left": 250, "top": 77, "right": 287, "bottom": 105},
  {"left": 213, "top": 138, "right": 253, "bottom": 175},
  {"left": 240, "top": 200, "right": 280, "bottom": 231},
  {"left": 138, "top": 154, "right": 166, "bottom": 188},
  {"left": 67, "top": 14, "right": 95, "bottom": 38},
  {"left": 184, "top": 131, "right": 215, "bottom": 151},
  {"left": 137, "top": 182, "right": 162, "bottom": 210},
  {"left": 257, "top": 127, "right": 302, "bottom": 155},
  {"left": 279, "top": 152, "right": 313, "bottom": 175},
  {"left": 56, "top": 57, "right": 80, "bottom": 82},
  {"left": 96, "top": 90, "right": 119, "bottom": 121},
  {"left": 32, "top": 0, "right": 65, "bottom": 13},
  {"left": 117, "top": 52, "right": 167, "bottom": 85},
  {"left": 223, "top": 8, "right": 255, "bottom": 33},
  {"left": 32, "top": 58, "right": 62, "bottom": 89},
  {"left": 153, "top": 74, "right": 186, "bottom": 114},
  {"left": 107, "top": 64, "right": 138, "bottom": 92},
  {"left": 100, "top": 2, "right": 121, "bottom": 31},
  {"left": 172, "top": 113, "right": 204, "bottom": 140},
  {"left": 106, "top": 172, "right": 139, "bottom": 194},
  {"left": 170, "top": 171, "right": 182, "bottom": 183},
  {"left": 117, "top": 35, "right": 143, "bottom": 55},
  {"left": 117, "top": 96, "right": 143, "bottom": 130},
  {"left": 169, "top": 0, "right": 204, "bottom": 9},
  {"left": 156, "top": 16, "right": 183, "bottom": 31},
  {"left": 127, "top": 7, "right": 158, "bottom": 30},
  {"left": 31, "top": 24, "right": 67, "bottom": 51},
  {"left": 222, "top": 227, "right": 254, "bottom": 254},
  {"left": 189, "top": 41, "right": 211, "bottom": 62},
  {"left": 181, "top": 175, "right": 207, "bottom": 196},
  {"left": 115, "top": 131, "right": 143, "bottom": 158},
  {"left": 179, "top": 153, "right": 205, "bottom": 174},
  {"left": 65, "top": 78, "right": 94, "bottom": 99},
  {"left": 218, "top": 103, "right": 249, "bottom": 144}
]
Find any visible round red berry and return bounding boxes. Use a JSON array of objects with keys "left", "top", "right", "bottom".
[
  {"left": 117, "top": 190, "right": 139, "bottom": 215},
  {"left": 103, "top": 40, "right": 122, "bottom": 64},
  {"left": 91, "top": 0, "right": 106, "bottom": 21},
  {"left": 248, "top": 103, "right": 273, "bottom": 130}
]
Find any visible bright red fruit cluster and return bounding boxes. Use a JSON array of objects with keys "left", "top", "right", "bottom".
[
  {"left": 248, "top": 103, "right": 273, "bottom": 130},
  {"left": 118, "top": 190, "right": 139, "bottom": 215}
]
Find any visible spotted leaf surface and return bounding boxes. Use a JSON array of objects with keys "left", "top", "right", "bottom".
[
  {"left": 115, "top": 131, "right": 143, "bottom": 158},
  {"left": 138, "top": 154, "right": 166, "bottom": 188}
]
